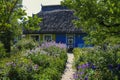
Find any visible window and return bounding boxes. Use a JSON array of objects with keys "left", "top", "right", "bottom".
[
  {"left": 31, "top": 35, "right": 39, "bottom": 41},
  {"left": 44, "top": 34, "right": 52, "bottom": 42}
]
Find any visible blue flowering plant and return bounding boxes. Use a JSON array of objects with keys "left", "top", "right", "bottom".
[
  {"left": 73, "top": 47, "right": 120, "bottom": 80},
  {"left": 40, "top": 41, "right": 67, "bottom": 57},
  {"left": 26, "top": 42, "right": 67, "bottom": 80},
  {"left": 0, "top": 41, "right": 67, "bottom": 80}
]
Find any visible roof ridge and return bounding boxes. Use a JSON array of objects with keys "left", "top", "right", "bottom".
[
  {"left": 43, "top": 10, "right": 73, "bottom": 13},
  {"left": 41, "top": 4, "right": 61, "bottom": 7}
]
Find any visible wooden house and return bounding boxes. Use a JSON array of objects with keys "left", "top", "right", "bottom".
[{"left": 23, "top": 5, "right": 86, "bottom": 49}]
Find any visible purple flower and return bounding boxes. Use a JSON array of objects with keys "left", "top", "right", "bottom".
[
  {"left": 85, "top": 77, "right": 88, "bottom": 80},
  {"left": 73, "top": 73, "right": 78, "bottom": 79},
  {"left": 81, "top": 63, "right": 89, "bottom": 69},
  {"left": 79, "top": 72, "right": 84, "bottom": 75},
  {"left": 78, "top": 65, "right": 81, "bottom": 69},
  {"left": 85, "top": 63, "right": 89, "bottom": 67},
  {"left": 117, "top": 64, "right": 120, "bottom": 70},
  {"left": 41, "top": 41, "right": 66, "bottom": 49},
  {"left": 82, "top": 64, "right": 86, "bottom": 68},
  {"left": 91, "top": 65, "right": 96, "bottom": 70},
  {"left": 77, "top": 63, "right": 90, "bottom": 70},
  {"left": 88, "top": 62, "right": 92, "bottom": 66},
  {"left": 108, "top": 64, "right": 113, "bottom": 70}
]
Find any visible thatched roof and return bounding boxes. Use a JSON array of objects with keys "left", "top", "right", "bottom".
[{"left": 24, "top": 5, "right": 83, "bottom": 34}]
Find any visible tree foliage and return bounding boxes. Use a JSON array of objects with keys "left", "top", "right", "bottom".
[
  {"left": 0, "top": 0, "right": 41, "bottom": 52},
  {"left": 23, "top": 15, "right": 41, "bottom": 31},
  {"left": 0, "top": 0, "right": 25, "bottom": 33},
  {"left": 62, "top": 0, "right": 120, "bottom": 46}
]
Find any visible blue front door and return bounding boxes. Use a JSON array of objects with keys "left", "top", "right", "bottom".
[
  {"left": 66, "top": 34, "right": 74, "bottom": 48},
  {"left": 56, "top": 34, "right": 66, "bottom": 43}
]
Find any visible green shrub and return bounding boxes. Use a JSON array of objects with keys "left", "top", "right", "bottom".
[
  {"left": 14, "top": 38, "right": 38, "bottom": 51},
  {"left": 0, "top": 56, "right": 37, "bottom": 80},
  {"left": 29, "top": 53, "right": 50, "bottom": 68},
  {"left": 27, "top": 52, "right": 67, "bottom": 80},
  {"left": 50, "top": 57, "right": 65, "bottom": 73},
  {"left": 27, "top": 44, "right": 67, "bottom": 80},
  {"left": 40, "top": 68, "right": 61, "bottom": 80}
]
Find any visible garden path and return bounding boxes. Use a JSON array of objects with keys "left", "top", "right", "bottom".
[{"left": 61, "top": 53, "right": 75, "bottom": 80}]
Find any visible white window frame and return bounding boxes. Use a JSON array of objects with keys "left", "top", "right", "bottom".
[{"left": 43, "top": 34, "right": 52, "bottom": 42}]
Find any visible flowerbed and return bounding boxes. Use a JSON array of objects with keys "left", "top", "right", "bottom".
[
  {"left": 0, "top": 41, "right": 67, "bottom": 80},
  {"left": 73, "top": 47, "right": 120, "bottom": 80}
]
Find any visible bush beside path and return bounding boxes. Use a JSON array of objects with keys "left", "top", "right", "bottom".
[{"left": 0, "top": 41, "right": 67, "bottom": 80}]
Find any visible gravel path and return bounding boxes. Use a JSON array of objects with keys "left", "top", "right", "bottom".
[{"left": 61, "top": 53, "right": 75, "bottom": 80}]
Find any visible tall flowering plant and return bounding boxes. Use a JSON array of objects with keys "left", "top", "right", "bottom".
[
  {"left": 25, "top": 41, "right": 66, "bottom": 56},
  {"left": 40, "top": 41, "right": 67, "bottom": 56},
  {"left": 41, "top": 41, "right": 66, "bottom": 49}
]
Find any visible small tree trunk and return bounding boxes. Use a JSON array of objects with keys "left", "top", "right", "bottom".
[
  {"left": 0, "top": 30, "right": 12, "bottom": 53},
  {"left": 4, "top": 37, "right": 11, "bottom": 53}
]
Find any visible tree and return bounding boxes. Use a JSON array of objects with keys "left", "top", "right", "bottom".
[
  {"left": 61, "top": 0, "right": 120, "bottom": 48},
  {"left": 0, "top": 0, "right": 41, "bottom": 52},
  {"left": 62, "top": 1, "right": 120, "bottom": 79}
]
